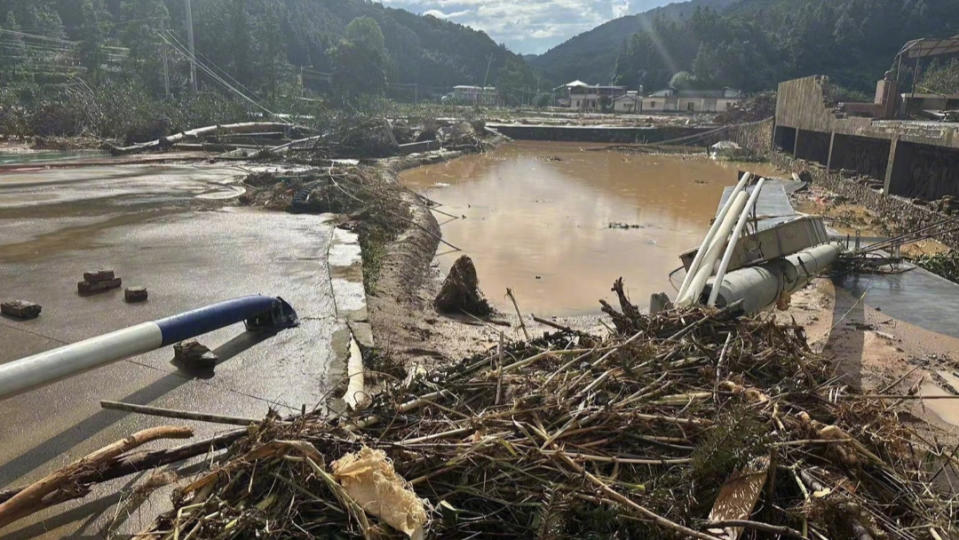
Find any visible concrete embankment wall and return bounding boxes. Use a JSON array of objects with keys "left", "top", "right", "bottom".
[
  {"left": 731, "top": 118, "right": 959, "bottom": 250},
  {"left": 486, "top": 124, "right": 712, "bottom": 143}
]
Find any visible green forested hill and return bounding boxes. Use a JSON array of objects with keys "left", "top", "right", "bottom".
[
  {"left": 530, "top": 0, "right": 959, "bottom": 93},
  {"left": 0, "top": 0, "right": 526, "bottom": 98},
  {"left": 527, "top": 0, "right": 739, "bottom": 86}
]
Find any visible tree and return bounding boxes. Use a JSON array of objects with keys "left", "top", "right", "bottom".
[
  {"left": 669, "top": 71, "right": 697, "bottom": 90},
  {"left": 329, "top": 17, "right": 388, "bottom": 101},
  {"left": 77, "top": 0, "right": 110, "bottom": 81},
  {"left": 0, "top": 11, "right": 25, "bottom": 84},
  {"left": 120, "top": 0, "right": 170, "bottom": 95},
  {"left": 919, "top": 59, "right": 959, "bottom": 95},
  {"left": 497, "top": 55, "right": 535, "bottom": 106}
]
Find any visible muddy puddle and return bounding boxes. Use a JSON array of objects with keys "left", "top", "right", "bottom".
[{"left": 400, "top": 141, "right": 782, "bottom": 315}]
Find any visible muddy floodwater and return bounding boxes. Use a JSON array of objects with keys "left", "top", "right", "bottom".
[{"left": 401, "top": 141, "right": 782, "bottom": 315}]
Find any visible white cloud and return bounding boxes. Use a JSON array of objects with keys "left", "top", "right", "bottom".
[
  {"left": 423, "top": 8, "right": 471, "bottom": 19},
  {"left": 379, "top": 0, "right": 674, "bottom": 54}
]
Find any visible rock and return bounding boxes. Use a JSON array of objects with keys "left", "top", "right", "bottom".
[
  {"left": 1, "top": 300, "right": 41, "bottom": 319},
  {"left": 125, "top": 287, "right": 148, "bottom": 303},
  {"left": 78, "top": 277, "right": 122, "bottom": 295},
  {"left": 434, "top": 255, "right": 492, "bottom": 316}
]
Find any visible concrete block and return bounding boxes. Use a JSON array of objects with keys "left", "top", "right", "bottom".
[
  {"left": 173, "top": 339, "right": 218, "bottom": 370},
  {"left": 1, "top": 300, "right": 41, "bottom": 319},
  {"left": 83, "top": 269, "right": 116, "bottom": 282},
  {"left": 124, "top": 287, "right": 148, "bottom": 303},
  {"left": 78, "top": 277, "right": 122, "bottom": 295}
]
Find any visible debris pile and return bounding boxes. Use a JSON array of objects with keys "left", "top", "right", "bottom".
[
  {"left": 913, "top": 249, "right": 959, "bottom": 283},
  {"left": 436, "top": 121, "right": 486, "bottom": 152},
  {"left": 433, "top": 255, "right": 492, "bottom": 316},
  {"left": 122, "top": 280, "right": 954, "bottom": 539},
  {"left": 715, "top": 92, "right": 777, "bottom": 124}
]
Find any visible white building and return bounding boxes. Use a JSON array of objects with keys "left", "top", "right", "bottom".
[
  {"left": 613, "top": 91, "right": 642, "bottom": 113},
  {"left": 556, "top": 80, "right": 627, "bottom": 111},
  {"left": 452, "top": 85, "right": 498, "bottom": 106},
  {"left": 642, "top": 88, "right": 743, "bottom": 113}
]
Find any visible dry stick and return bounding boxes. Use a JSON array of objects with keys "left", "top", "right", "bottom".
[
  {"left": 554, "top": 451, "right": 722, "bottom": 540},
  {"left": 929, "top": 441, "right": 959, "bottom": 485},
  {"left": 506, "top": 288, "right": 531, "bottom": 341},
  {"left": 706, "top": 520, "right": 808, "bottom": 539},
  {"left": 101, "top": 400, "right": 279, "bottom": 426},
  {"left": 841, "top": 394, "right": 959, "bottom": 400},
  {"left": 495, "top": 332, "right": 504, "bottom": 406},
  {"left": 0, "top": 429, "right": 246, "bottom": 505},
  {"left": 0, "top": 425, "right": 194, "bottom": 529}
]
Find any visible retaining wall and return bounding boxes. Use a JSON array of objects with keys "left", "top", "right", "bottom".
[
  {"left": 731, "top": 117, "right": 959, "bottom": 250},
  {"left": 772, "top": 153, "right": 959, "bottom": 250}
]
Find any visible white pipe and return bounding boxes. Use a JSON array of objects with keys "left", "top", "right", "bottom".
[
  {"left": 0, "top": 323, "right": 162, "bottom": 400},
  {"left": 678, "top": 190, "right": 748, "bottom": 306},
  {"left": 678, "top": 172, "right": 752, "bottom": 299},
  {"left": 708, "top": 177, "right": 767, "bottom": 307},
  {"left": 0, "top": 296, "right": 297, "bottom": 401}
]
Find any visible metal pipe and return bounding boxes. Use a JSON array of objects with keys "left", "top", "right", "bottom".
[
  {"left": 708, "top": 178, "right": 767, "bottom": 307},
  {"left": 678, "top": 172, "right": 752, "bottom": 299},
  {"left": 679, "top": 191, "right": 749, "bottom": 306},
  {"left": 0, "top": 296, "right": 297, "bottom": 400},
  {"left": 704, "top": 243, "right": 841, "bottom": 315}
]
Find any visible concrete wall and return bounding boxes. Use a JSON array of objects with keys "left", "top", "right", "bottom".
[
  {"left": 725, "top": 117, "right": 774, "bottom": 154},
  {"left": 775, "top": 76, "right": 959, "bottom": 201},
  {"left": 771, "top": 153, "right": 959, "bottom": 250},
  {"left": 730, "top": 114, "right": 959, "bottom": 249}
]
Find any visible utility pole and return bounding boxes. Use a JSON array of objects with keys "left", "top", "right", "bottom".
[{"left": 185, "top": 0, "right": 197, "bottom": 92}]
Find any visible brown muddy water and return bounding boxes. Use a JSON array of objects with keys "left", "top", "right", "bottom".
[{"left": 400, "top": 141, "right": 783, "bottom": 316}]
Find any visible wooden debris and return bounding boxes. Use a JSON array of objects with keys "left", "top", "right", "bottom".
[
  {"left": 13, "top": 278, "right": 956, "bottom": 539},
  {"left": 0, "top": 426, "right": 192, "bottom": 529}
]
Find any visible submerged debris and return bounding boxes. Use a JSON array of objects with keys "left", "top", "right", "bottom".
[
  {"left": 117, "top": 279, "right": 955, "bottom": 539},
  {"left": 433, "top": 255, "right": 492, "bottom": 316}
]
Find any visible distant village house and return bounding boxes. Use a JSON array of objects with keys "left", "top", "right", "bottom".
[
  {"left": 451, "top": 85, "right": 498, "bottom": 106},
  {"left": 556, "top": 81, "right": 627, "bottom": 111},
  {"left": 555, "top": 81, "right": 743, "bottom": 113},
  {"left": 642, "top": 88, "right": 744, "bottom": 113}
]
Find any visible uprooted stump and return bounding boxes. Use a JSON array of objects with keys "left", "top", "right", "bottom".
[{"left": 434, "top": 255, "right": 492, "bottom": 316}]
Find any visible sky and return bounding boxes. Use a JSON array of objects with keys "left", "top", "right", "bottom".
[{"left": 379, "top": 0, "right": 677, "bottom": 55}]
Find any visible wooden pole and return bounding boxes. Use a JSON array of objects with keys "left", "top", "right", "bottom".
[{"left": 100, "top": 400, "right": 276, "bottom": 426}]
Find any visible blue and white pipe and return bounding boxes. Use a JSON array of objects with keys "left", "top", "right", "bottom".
[{"left": 0, "top": 295, "right": 297, "bottom": 400}]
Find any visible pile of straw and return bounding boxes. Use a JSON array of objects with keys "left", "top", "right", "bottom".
[{"left": 133, "top": 283, "right": 955, "bottom": 539}]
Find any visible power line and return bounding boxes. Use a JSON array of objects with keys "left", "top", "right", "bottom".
[{"left": 157, "top": 31, "right": 287, "bottom": 123}]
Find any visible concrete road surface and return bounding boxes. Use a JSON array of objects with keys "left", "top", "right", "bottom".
[{"left": 0, "top": 162, "right": 345, "bottom": 537}]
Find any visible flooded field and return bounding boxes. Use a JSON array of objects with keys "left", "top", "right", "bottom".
[{"left": 401, "top": 141, "right": 783, "bottom": 315}]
